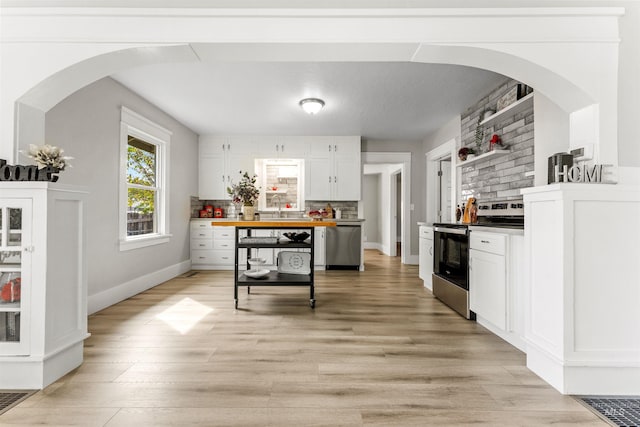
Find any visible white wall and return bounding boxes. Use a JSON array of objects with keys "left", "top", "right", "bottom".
[
  {"left": 362, "top": 173, "right": 381, "bottom": 247},
  {"left": 41, "top": 77, "right": 199, "bottom": 313},
  {"left": 533, "top": 93, "right": 571, "bottom": 186},
  {"left": 423, "top": 115, "right": 461, "bottom": 154}
]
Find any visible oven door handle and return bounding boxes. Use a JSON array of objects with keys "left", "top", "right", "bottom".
[{"left": 434, "top": 226, "right": 467, "bottom": 235}]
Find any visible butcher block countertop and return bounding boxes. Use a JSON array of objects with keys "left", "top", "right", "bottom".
[{"left": 211, "top": 220, "right": 336, "bottom": 227}]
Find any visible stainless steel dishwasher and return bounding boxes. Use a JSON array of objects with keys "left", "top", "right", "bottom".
[{"left": 325, "top": 222, "right": 361, "bottom": 269}]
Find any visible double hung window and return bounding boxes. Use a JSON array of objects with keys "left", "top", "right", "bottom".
[{"left": 119, "top": 107, "right": 171, "bottom": 251}]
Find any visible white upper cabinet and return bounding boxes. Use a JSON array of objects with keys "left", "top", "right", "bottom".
[
  {"left": 199, "top": 136, "right": 258, "bottom": 200},
  {"left": 199, "top": 135, "right": 360, "bottom": 201},
  {"left": 258, "top": 136, "right": 308, "bottom": 158},
  {"left": 305, "top": 136, "right": 361, "bottom": 201}
]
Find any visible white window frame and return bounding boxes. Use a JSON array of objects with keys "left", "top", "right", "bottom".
[{"left": 119, "top": 106, "right": 172, "bottom": 251}]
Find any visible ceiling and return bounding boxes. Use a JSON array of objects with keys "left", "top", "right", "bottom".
[{"left": 111, "top": 61, "right": 507, "bottom": 141}]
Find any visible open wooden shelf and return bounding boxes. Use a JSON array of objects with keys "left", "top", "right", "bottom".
[
  {"left": 457, "top": 149, "right": 511, "bottom": 167},
  {"left": 480, "top": 93, "right": 534, "bottom": 127}
]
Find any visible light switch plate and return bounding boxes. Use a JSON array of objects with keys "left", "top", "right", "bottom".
[{"left": 571, "top": 144, "right": 594, "bottom": 161}]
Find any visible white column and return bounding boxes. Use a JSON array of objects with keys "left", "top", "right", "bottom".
[{"left": 522, "top": 183, "right": 640, "bottom": 395}]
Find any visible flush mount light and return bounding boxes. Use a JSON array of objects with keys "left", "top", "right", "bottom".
[{"left": 299, "top": 98, "right": 325, "bottom": 115}]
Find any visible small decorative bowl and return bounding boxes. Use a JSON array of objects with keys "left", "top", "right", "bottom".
[
  {"left": 282, "top": 232, "right": 310, "bottom": 242},
  {"left": 248, "top": 257, "right": 266, "bottom": 266}
]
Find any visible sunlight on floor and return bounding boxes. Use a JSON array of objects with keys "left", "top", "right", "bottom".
[{"left": 155, "top": 297, "right": 213, "bottom": 334}]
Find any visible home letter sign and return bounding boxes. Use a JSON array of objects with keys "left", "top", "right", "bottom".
[
  {"left": 554, "top": 163, "right": 608, "bottom": 183},
  {"left": 0, "top": 159, "right": 59, "bottom": 182}
]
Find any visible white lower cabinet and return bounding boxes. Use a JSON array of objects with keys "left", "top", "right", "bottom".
[
  {"left": 191, "top": 221, "right": 236, "bottom": 270},
  {"left": 469, "top": 228, "right": 525, "bottom": 351},
  {"left": 470, "top": 246, "right": 506, "bottom": 330},
  {"left": 191, "top": 221, "right": 326, "bottom": 270},
  {"left": 418, "top": 225, "right": 433, "bottom": 290}
]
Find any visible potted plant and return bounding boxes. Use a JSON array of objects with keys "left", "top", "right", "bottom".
[
  {"left": 458, "top": 147, "right": 475, "bottom": 161},
  {"left": 227, "top": 171, "right": 260, "bottom": 220}
]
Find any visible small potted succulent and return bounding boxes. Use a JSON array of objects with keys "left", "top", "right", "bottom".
[{"left": 458, "top": 147, "right": 475, "bottom": 161}]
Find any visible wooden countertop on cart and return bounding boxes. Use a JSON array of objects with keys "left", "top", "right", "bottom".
[{"left": 211, "top": 220, "right": 336, "bottom": 227}]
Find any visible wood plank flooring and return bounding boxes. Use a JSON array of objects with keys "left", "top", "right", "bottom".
[{"left": 1, "top": 250, "right": 606, "bottom": 426}]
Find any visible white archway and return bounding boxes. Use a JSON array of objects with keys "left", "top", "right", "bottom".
[{"left": 1, "top": 7, "right": 623, "bottom": 168}]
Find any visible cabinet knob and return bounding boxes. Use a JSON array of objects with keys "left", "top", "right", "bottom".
[
  {"left": 23, "top": 246, "right": 35, "bottom": 252},
  {"left": 481, "top": 240, "right": 490, "bottom": 244}
]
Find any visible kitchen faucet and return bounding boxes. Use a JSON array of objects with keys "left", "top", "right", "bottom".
[{"left": 271, "top": 194, "right": 282, "bottom": 217}]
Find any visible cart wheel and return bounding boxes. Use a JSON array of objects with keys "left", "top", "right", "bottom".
[
  {"left": 234, "top": 299, "right": 238, "bottom": 309},
  {"left": 310, "top": 299, "right": 315, "bottom": 308}
]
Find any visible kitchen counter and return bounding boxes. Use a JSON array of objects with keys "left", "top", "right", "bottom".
[
  {"left": 469, "top": 225, "right": 523, "bottom": 235},
  {"left": 211, "top": 220, "right": 336, "bottom": 227}
]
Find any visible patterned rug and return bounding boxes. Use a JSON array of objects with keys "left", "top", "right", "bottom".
[
  {"left": 0, "top": 391, "right": 35, "bottom": 415},
  {"left": 577, "top": 396, "right": 640, "bottom": 427}
]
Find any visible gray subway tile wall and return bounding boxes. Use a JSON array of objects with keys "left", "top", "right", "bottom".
[{"left": 459, "top": 79, "right": 534, "bottom": 203}]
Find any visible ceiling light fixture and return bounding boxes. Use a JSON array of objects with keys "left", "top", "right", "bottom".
[{"left": 299, "top": 98, "right": 325, "bottom": 115}]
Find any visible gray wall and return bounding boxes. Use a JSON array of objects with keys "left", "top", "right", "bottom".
[
  {"left": 361, "top": 139, "right": 424, "bottom": 257},
  {"left": 362, "top": 173, "right": 381, "bottom": 245},
  {"left": 41, "top": 77, "right": 199, "bottom": 304}
]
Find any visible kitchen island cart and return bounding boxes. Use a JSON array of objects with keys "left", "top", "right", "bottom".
[{"left": 211, "top": 220, "right": 336, "bottom": 309}]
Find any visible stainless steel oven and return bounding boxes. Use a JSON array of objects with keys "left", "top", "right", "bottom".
[{"left": 432, "top": 224, "right": 473, "bottom": 320}]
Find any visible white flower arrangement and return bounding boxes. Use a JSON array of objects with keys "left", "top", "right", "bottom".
[{"left": 25, "top": 144, "right": 73, "bottom": 171}]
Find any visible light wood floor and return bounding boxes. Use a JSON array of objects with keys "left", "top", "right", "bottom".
[{"left": 2, "top": 250, "right": 605, "bottom": 426}]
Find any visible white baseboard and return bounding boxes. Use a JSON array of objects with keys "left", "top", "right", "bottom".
[
  {"left": 527, "top": 341, "right": 640, "bottom": 395},
  {"left": 364, "top": 242, "right": 384, "bottom": 252},
  {"left": 405, "top": 254, "right": 419, "bottom": 265},
  {"left": 88, "top": 259, "right": 192, "bottom": 315}
]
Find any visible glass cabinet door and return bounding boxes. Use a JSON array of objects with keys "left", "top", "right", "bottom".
[{"left": 0, "top": 199, "right": 32, "bottom": 355}]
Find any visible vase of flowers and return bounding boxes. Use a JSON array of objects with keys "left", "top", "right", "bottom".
[
  {"left": 24, "top": 144, "right": 73, "bottom": 170},
  {"left": 227, "top": 171, "right": 260, "bottom": 220}
]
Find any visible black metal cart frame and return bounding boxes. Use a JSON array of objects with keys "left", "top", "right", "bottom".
[{"left": 234, "top": 225, "right": 315, "bottom": 309}]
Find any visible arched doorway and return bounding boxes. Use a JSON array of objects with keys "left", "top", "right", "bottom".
[{"left": 2, "top": 6, "right": 633, "bottom": 396}]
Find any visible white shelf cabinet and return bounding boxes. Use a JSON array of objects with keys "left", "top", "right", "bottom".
[{"left": 0, "top": 183, "right": 88, "bottom": 389}]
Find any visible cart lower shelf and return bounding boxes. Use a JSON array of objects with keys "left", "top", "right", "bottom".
[
  {"left": 235, "top": 271, "right": 315, "bottom": 308},
  {"left": 238, "top": 270, "right": 312, "bottom": 284}
]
